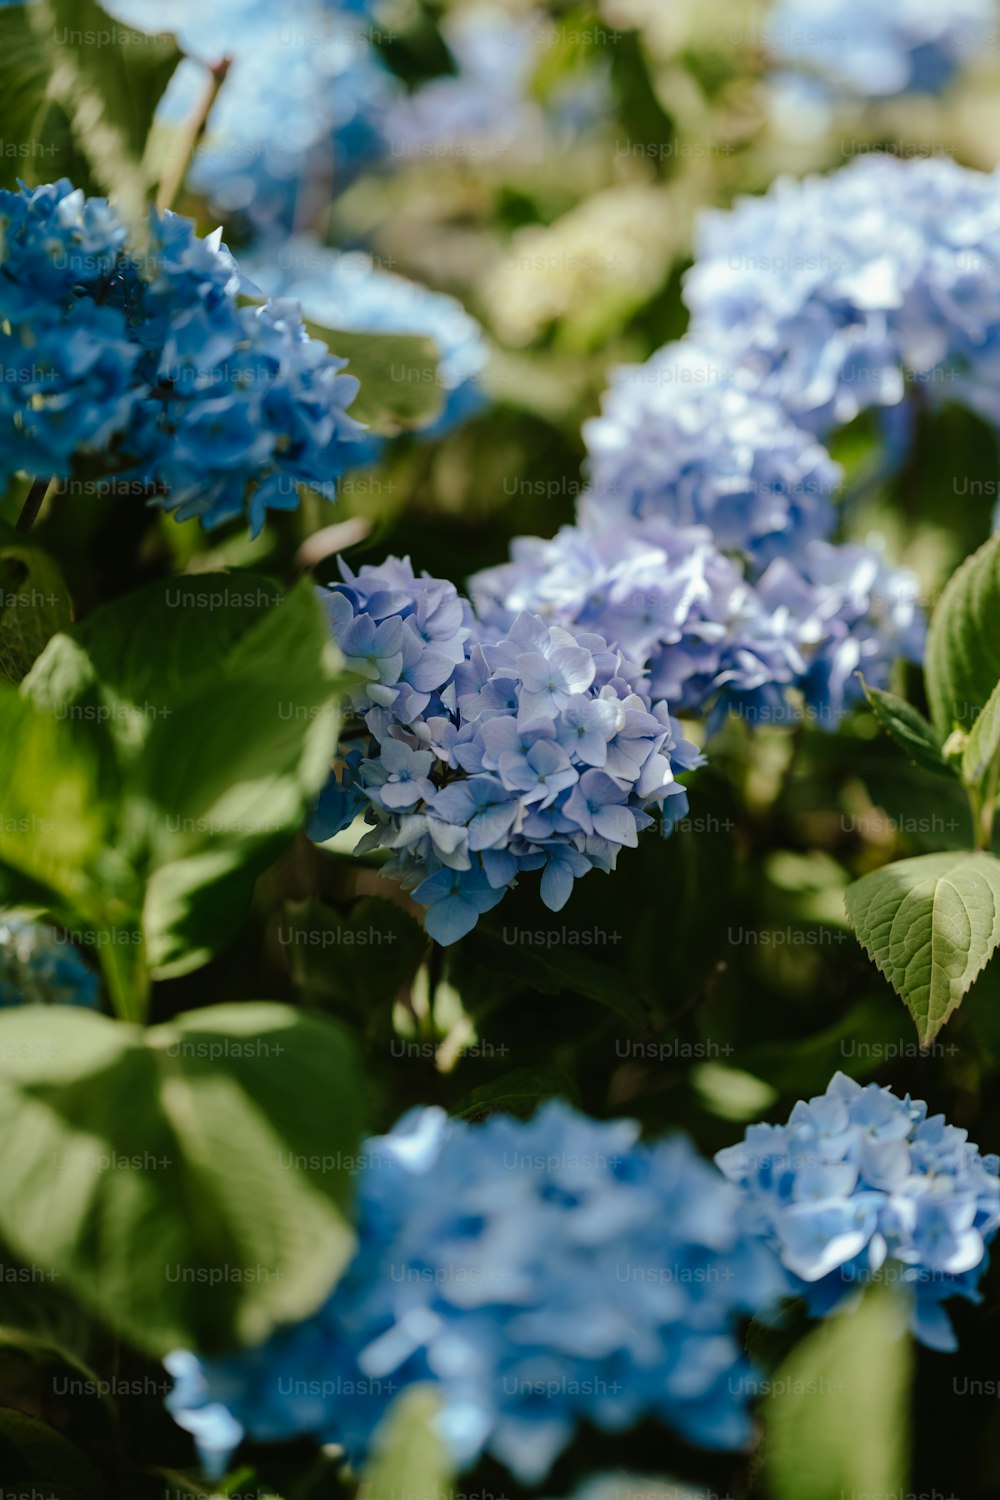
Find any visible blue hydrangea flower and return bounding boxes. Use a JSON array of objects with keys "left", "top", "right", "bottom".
[
  {"left": 0, "top": 180, "right": 365, "bottom": 533},
  {"left": 110, "top": 0, "right": 397, "bottom": 239},
  {"left": 583, "top": 343, "right": 841, "bottom": 563},
  {"left": 313, "top": 557, "right": 702, "bottom": 943},
  {"left": 684, "top": 155, "right": 1000, "bottom": 436},
  {"left": 243, "top": 240, "right": 489, "bottom": 453},
  {"left": 0, "top": 918, "right": 100, "bottom": 1009},
  {"left": 471, "top": 508, "right": 925, "bottom": 733},
  {"left": 716, "top": 1072, "right": 1000, "bottom": 1352},
  {"left": 767, "top": 0, "right": 997, "bottom": 100},
  {"left": 166, "top": 1102, "right": 783, "bottom": 1483}
]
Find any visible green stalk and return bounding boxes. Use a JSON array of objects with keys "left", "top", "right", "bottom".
[
  {"left": 155, "top": 58, "right": 231, "bottom": 214},
  {"left": 17, "top": 475, "right": 60, "bottom": 535}
]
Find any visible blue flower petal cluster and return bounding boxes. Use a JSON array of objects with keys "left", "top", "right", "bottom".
[
  {"left": 716, "top": 1071, "right": 1000, "bottom": 1352},
  {"left": 0, "top": 918, "right": 100, "bottom": 1009},
  {"left": 166, "top": 1102, "right": 783, "bottom": 1483},
  {"left": 314, "top": 557, "right": 701, "bottom": 943},
  {"left": 244, "top": 239, "right": 489, "bottom": 450},
  {"left": 0, "top": 180, "right": 365, "bottom": 533},
  {"left": 105, "top": 0, "right": 399, "bottom": 241},
  {"left": 684, "top": 155, "right": 1000, "bottom": 436},
  {"left": 583, "top": 342, "right": 841, "bottom": 562},
  {"left": 474, "top": 516, "right": 924, "bottom": 731},
  {"left": 767, "top": 0, "right": 996, "bottom": 100}
]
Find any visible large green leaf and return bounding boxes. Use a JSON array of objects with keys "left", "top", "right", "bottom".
[
  {"left": 137, "top": 582, "right": 342, "bottom": 975},
  {"left": 23, "top": 572, "right": 289, "bottom": 760},
  {"left": 845, "top": 851, "right": 1000, "bottom": 1044},
  {"left": 24, "top": 575, "right": 344, "bottom": 980},
  {"left": 0, "top": 684, "right": 118, "bottom": 912},
  {"left": 0, "top": 1003, "right": 365, "bottom": 1357},
  {"left": 765, "top": 1287, "right": 912, "bottom": 1500},
  {"left": 0, "top": 5, "right": 78, "bottom": 193},
  {"left": 926, "top": 531, "right": 1000, "bottom": 738},
  {"left": 30, "top": 0, "right": 181, "bottom": 226},
  {"left": 305, "top": 324, "right": 445, "bottom": 435},
  {"left": 860, "top": 678, "right": 952, "bottom": 779}
]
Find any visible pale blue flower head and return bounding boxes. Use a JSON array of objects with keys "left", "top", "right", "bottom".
[
  {"left": 685, "top": 155, "right": 1000, "bottom": 437},
  {"left": 717, "top": 1072, "right": 1000, "bottom": 1351},
  {"left": 167, "top": 1102, "right": 783, "bottom": 1482}
]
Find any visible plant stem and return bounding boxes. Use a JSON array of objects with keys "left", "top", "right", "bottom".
[
  {"left": 17, "top": 475, "right": 59, "bottom": 535},
  {"left": 155, "top": 58, "right": 231, "bottom": 215},
  {"left": 971, "top": 758, "right": 1000, "bottom": 851}
]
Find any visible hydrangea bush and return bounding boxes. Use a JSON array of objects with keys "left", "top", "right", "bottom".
[{"left": 3, "top": 7, "right": 1000, "bottom": 1500}]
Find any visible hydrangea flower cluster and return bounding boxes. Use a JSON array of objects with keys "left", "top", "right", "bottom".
[
  {"left": 767, "top": 0, "right": 997, "bottom": 100},
  {"left": 472, "top": 344, "right": 925, "bottom": 733},
  {"left": 0, "top": 180, "right": 364, "bottom": 533},
  {"left": 312, "top": 558, "right": 701, "bottom": 943},
  {"left": 684, "top": 154, "right": 1000, "bottom": 436},
  {"left": 244, "top": 240, "right": 488, "bottom": 449},
  {"left": 107, "top": 0, "right": 398, "bottom": 240},
  {"left": 0, "top": 919, "right": 100, "bottom": 1009},
  {"left": 716, "top": 1072, "right": 1000, "bottom": 1352},
  {"left": 582, "top": 342, "right": 841, "bottom": 562},
  {"left": 473, "top": 512, "right": 924, "bottom": 731},
  {"left": 166, "top": 1102, "right": 783, "bottom": 1483}
]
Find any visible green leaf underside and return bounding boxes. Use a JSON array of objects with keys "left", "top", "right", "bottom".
[
  {"left": 963, "top": 677, "right": 1000, "bottom": 789},
  {"left": 845, "top": 851, "right": 1000, "bottom": 1045},
  {"left": 860, "top": 678, "right": 951, "bottom": 778},
  {"left": 926, "top": 530, "right": 1000, "bottom": 737}
]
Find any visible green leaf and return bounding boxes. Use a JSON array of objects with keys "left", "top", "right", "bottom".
[
  {"left": 844, "top": 851, "right": 1000, "bottom": 1044},
  {"left": 0, "top": 685, "right": 114, "bottom": 910},
  {"left": 359, "top": 1386, "right": 454, "bottom": 1500},
  {"left": 962, "top": 677, "right": 1000, "bottom": 789},
  {"left": 926, "top": 530, "right": 1000, "bottom": 738},
  {"left": 0, "top": 5, "right": 78, "bottom": 194},
  {"left": 138, "top": 582, "right": 342, "bottom": 975},
  {"left": 0, "top": 521, "right": 74, "bottom": 684},
  {"left": 25, "top": 575, "right": 344, "bottom": 979},
  {"left": 765, "top": 1287, "right": 912, "bottom": 1500},
  {"left": 0, "top": 1002, "right": 365, "bottom": 1357},
  {"left": 30, "top": 0, "right": 181, "bottom": 229},
  {"left": 305, "top": 324, "right": 445, "bottom": 436},
  {"left": 23, "top": 571, "right": 288, "bottom": 761},
  {"left": 859, "top": 678, "right": 952, "bottom": 778}
]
